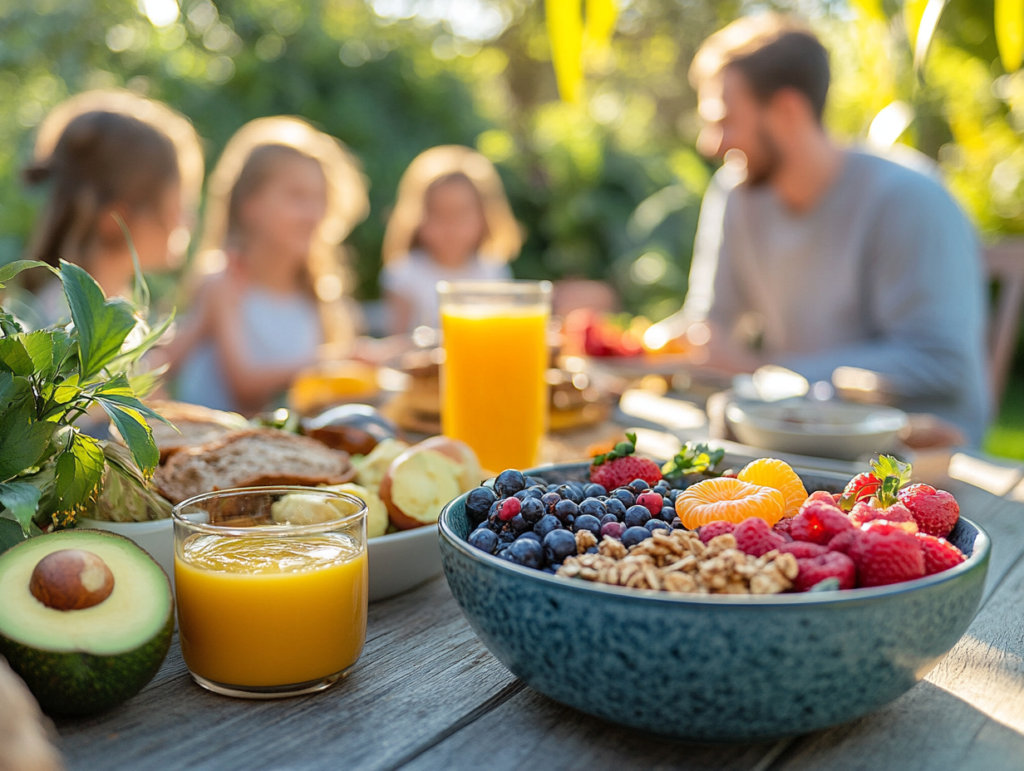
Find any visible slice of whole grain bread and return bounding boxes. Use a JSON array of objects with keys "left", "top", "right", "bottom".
[
  {"left": 154, "top": 429, "right": 355, "bottom": 504},
  {"left": 110, "top": 400, "right": 250, "bottom": 463}
]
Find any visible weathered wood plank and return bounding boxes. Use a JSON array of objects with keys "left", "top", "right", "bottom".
[
  {"left": 396, "top": 686, "right": 777, "bottom": 771},
  {"left": 54, "top": 577, "right": 518, "bottom": 771},
  {"left": 774, "top": 546, "right": 1024, "bottom": 771}
]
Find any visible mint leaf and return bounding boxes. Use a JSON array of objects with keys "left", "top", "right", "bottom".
[
  {"left": 0, "top": 481, "right": 42, "bottom": 536},
  {"left": 60, "top": 261, "right": 138, "bottom": 380},
  {"left": 92, "top": 374, "right": 172, "bottom": 427},
  {"left": 0, "top": 400, "right": 56, "bottom": 482},
  {"left": 98, "top": 401, "right": 159, "bottom": 473},
  {"left": 0, "top": 336, "right": 33, "bottom": 375},
  {"left": 662, "top": 442, "right": 725, "bottom": 479},
  {"left": 51, "top": 431, "right": 105, "bottom": 523},
  {"left": 0, "top": 260, "right": 54, "bottom": 289}
]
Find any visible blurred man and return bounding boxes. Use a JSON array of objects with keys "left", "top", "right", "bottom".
[{"left": 668, "top": 14, "right": 988, "bottom": 445}]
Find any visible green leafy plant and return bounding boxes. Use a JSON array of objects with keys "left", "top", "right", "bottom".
[
  {"left": 0, "top": 257, "right": 172, "bottom": 548},
  {"left": 661, "top": 442, "right": 725, "bottom": 480}
]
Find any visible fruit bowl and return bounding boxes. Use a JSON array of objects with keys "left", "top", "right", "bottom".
[{"left": 437, "top": 462, "right": 989, "bottom": 742}]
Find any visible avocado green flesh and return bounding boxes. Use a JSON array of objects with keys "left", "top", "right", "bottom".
[{"left": 0, "top": 529, "right": 173, "bottom": 716}]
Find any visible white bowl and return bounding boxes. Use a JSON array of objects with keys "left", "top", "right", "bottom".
[
  {"left": 367, "top": 525, "right": 441, "bottom": 602},
  {"left": 77, "top": 517, "right": 175, "bottom": 589},
  {"left": 725, "top": 399, "right": 908, "bottom": 460}
]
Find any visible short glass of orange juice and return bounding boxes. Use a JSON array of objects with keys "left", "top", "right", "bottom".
[
  {"left": 438, "top": 280, "right": 552, "bottom": 472},
  {"left": 172, "top": 487, "right": 368, "bottom": 699}
]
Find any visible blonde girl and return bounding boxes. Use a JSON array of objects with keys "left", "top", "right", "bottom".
[
  {"left": 171, "top": 116, "right": 368, "bottom": 414},
  {"left": 381, "top": 146, "right": 521, "bottom": 333}
]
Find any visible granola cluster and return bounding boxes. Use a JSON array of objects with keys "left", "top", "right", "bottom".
[{"left": 556, "top": 529, "right": 799, "bottom": 595}]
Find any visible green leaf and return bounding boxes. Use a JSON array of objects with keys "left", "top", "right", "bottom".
[
  {"left": 3, "top": 329, "right": 72, "bottom": 380},
  {"left": 0, "top": 400, "right": 56, "bottom": 482},
  {"left": 92, "top": 374, "right": 172, "bottom": 427},
  {"left": 98, "top": 401, "right": 159, "bottom": 473},
  {"left": 51, "top": 431, "right": 105, "bottom": 524},
  {"left": 0, "top": 311, "right": 23, "bottom": 336},
  {"left": 0, "top": 260, "right": 54, "bottom": 289},
  {"left": 129, "top": 366, "right": 167, "bottom": 400},
  {"left": 0, "top": 518, "right": 42, "bottom": 555},
  {"left": 111, "top": 212, "right": 151, "bottom": 312},
  {"left": 105, "top": 310, "right": 175, "bottom": 371},
  {"left": 0, "top": 480, "right": 42, "bottom": 536},
  {"left": 0, "top": 371, "right": 31, "bottom": 414},
  {"left": 59, "top": 261, "right": 138, "bottom": 380},
  {"left": 996, "top": 0, "right": 1024, "bottom": 73},
  {"left": 662, "top": 442, "right": 726, "bottom": 479},
  {"left": 0, "top": 336, "right": 32, "bottom": 375}
]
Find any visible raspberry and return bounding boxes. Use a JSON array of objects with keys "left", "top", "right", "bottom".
[
  {"left": 636, "top": 491, "right": 664, "bottom": 517},
  {"left": 733, "top": 517, "right": 787, "bottom": 557},
  {"left": 898, "top": 484, "right": 960, "bottom": 538},
  {"left": 914, "top": 533, "right": 965, "bottom": 574},
  {"left": 849, "top": 501, "right": 916, "bottom": 530},
  {"left": 843, "top": 472, "right": 881, "bottom": 504},
  {"left": 802, "top": 491, "right": 838, "bottom": 510},
  {"left": 789, "top": 501, "right": 854, "bottom": 545},
  {"left": 793, "top": 551, "right": 856, "bottom": 592},
  {"left": 847, "top": 525, "right": 925, "bottom": 587},
  {"left": 778, "top": 541, "right": 829, "bottom": 559},
  {"left": 827, "top": 529, "right": 860, "bottom": 554},
  {"left": 498, "top": 497, "right": 521, "bottom": 521},
  {"left": 773, "top": 517, "right": 795, "bottom": 539},
  {"left": 698, "top": 520, "right": 735, "bottom": 543}
]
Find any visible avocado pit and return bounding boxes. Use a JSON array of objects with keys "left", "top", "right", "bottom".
[{"left": 29, "top": 549, "right": 115, "bottom": 611}]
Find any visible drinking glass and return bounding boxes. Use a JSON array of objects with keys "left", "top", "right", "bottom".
[
  {"left": 438, "top": 280, "right": 552, "bottom": 472},
  {"left": 172, "top": 487, "right": 367, "bottom": 699}
]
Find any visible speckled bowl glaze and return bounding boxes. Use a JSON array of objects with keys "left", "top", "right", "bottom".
[{"left": 438, "top": 463, "right": 990, "bottom": 743}]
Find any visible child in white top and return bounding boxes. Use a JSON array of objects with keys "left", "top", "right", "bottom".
[{"left": 381, "top": 146, "right": 522, "bottom": 333}]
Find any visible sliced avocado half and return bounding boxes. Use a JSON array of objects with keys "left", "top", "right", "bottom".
[{"left": 0, "top": 529, "right": 173, "bottom": 716}]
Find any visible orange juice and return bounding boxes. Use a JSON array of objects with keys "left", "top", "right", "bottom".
[
  {"left": 441, "top": 305, "right": 549, "bottom": 471},
  {"left": 175, "top": 533, "right": 367, "bottom": 687}
]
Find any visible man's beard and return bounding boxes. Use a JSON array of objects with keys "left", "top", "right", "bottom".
[{"left": 743, "top": 124, "right": 782, "bottom": 187}]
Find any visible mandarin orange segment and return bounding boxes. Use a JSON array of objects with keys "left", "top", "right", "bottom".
[
  {"left": 674, "top": 477, "right": 787, "bottom": 529},
  {"left": 737, "top": 458, "right": 808, "bottom": 518}
]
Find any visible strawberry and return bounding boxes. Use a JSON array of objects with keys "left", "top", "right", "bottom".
[
  {"left": 733, "top": 517, "right": 787, "bottom": 557},
  {"left": 839, "top": 455, "right": 913, "bottom": 512},
  {"left": 778, "top": 541, "right": 829, "bottom": 559},
  {"left": 793, "top": 552, "right": 857, "bottom": 592},
  {"left": 840, "top": 472, "right": 880, "bottom": 506},
  {"left": 773, "top": 516, "right": 795, "bottom": 539},
  {"left": 849, "top": 501, "right": 917, "bottom": 531},
  {"left": 801, "top": 491, "right": 839, "bottom": 510},
  {"left": 698, "top": 520, "right": 736, "bottom": 543},
  {"left": 790, "top": 501, "right": 854, "bottom": 545},
  {"left": 898, "top": 484, "right": 960, "bottom": 538},
  {"left": 826, "top": 529, "right": 860, "bottom": 555},
  {"left": 915, "top": 533, "right": 965, "bottom": 574},
  {"left": 847, "top": 524, "right": 925, "bottom": 587},
  {"left": 589, "top": 433, "right": 662, "bottom": 490}
]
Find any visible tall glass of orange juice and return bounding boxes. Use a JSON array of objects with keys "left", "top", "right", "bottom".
[
  {"left": 172, "top": 487, "right": 368, "bottom": 699},
  {"left": 438, "top": 280, "right": 552, "bottom": 472}
]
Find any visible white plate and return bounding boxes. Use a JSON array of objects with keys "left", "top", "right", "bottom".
[{"left": 367, "top": 525, "right": 441, "bottom": 602}]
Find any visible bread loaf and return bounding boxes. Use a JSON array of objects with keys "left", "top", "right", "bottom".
[
  {"left": 154, "top": 429, "right": 355, "bottom": 504},
  {"left": 110, "top": 401, "right": 249, "bottom": 462}
]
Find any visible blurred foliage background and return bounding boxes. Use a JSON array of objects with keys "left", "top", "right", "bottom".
[{"left": 1, "top": 0, "right": 1023, "bottom": 456}]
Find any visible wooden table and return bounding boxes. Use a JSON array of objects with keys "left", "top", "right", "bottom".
[{"left": 55, "top": 454, "right": 1024, "bottom": 771}]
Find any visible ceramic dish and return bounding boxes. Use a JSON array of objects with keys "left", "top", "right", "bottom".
[
  {"left": 725, "top": 398, "right": 908, "bottom": 460},
  {"left": 368, "top": 525, "right": 441, "bottom": 602},
  {"left": 438, "top": 462, "right": 989, "bottom": 742}
]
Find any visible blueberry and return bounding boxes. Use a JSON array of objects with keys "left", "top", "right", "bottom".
[
  {"left": 624, "top": 505, "right": 652, "bottom": 528},
  {"left": 543, "top": 529, "right": 577, "bottom": 565},
  {"left": 652, "top": 483, "right": 670, "bottom": 497},
  {"left": 516, "top": 531, "right": 541, "bottom": 543},
  {"left": 547, "top": 483, "right": 560, "bottom": 492},
  {"left": 558, "top": 484, "right": 584, "bottom": 504},
  {"left": 509, "top": 514, "right": 529, "bottom": 533},
  {"left": 499, "top": 532, "right": 516, "bottom": 546},
  {"left": 601, "top": 521, "right": 625, "bottom": 539},
  {"left": 554, "top": 498, "right": 579, "bottom": 523},
  {"left": 466, "top": 487, "right": 498, "bottom": 523},
  {"left": 622, "top": 526, "right": 652, "bottom": 548},
  {"left": 541, "top": 492, "right": 562, "bottom": 513},
  {"left": 468, "top": 528, "right": 499, "bottom": 554},
  {"left": 629, "top": 479, "right": 650, "bottom": 494},
  {"left": 520, "top": 497, "right": 545, "bottom": 524},
  {"left": 659, "top": 506, "right": 677, "bottom": 523},
  {"left": 586, "top": 546, "right": 599, "bottom": 554},
  {"left": 610, "top": 489, "right": 635, "bottom": 508},
  {"left": 671, "top": 517, "right": 684, "bottom": 529},
  {"left": 667, "top": 489, "right": 682, "bottom": 502},
  {"left": 495, "top": 470, "right": 526, "bottom": 497},
  {"left": 496, "top": 548, "right": 512, "bottom": 561},
  {"left": 600, "top": 512, "right": 619, "bottom": 527},
  {"left": 474, "top": 520, "right": 490, "bottom": 530},
  {"left": 514, "top": 490, "right": 530, "bottom": 501},
  {"left": 605, "top": 498, "right": 627, "bottom": 519},
  {"left": 574, "top": 514, "right": 602, "bottom": 538},
  {"left": 584, "top": 483, "right": 607, "bottom": 498},
  {"left": 579, "top": 498, "right": 607, "bottom": 518},
  {"left": 563, "top": 515, "right": 575, "bottom": 528},
  {"left": 646, "top": 519, "right": 671, "bottom": 533},
  {"left": 525, "top": 486, "right": 546, "bottom": 499},
  {"left": 508, "top": 537, "right": 545, "bottom": 569},
  {"left": 526, "top": 477, "right": 547, "bottom": 488},
  {"left": 534, "top": 514, "right": 562, "bottom": 540}
]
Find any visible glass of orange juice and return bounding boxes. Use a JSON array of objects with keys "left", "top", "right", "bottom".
[
  {"left": 438, "top": 280, "right": 552, "bottom": 472},
  {"left": 172, "top": 487, "right": 368, "bottom": 699}
]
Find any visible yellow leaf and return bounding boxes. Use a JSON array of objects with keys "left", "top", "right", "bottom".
[
  {"left": 546, "top": 0, "right": 584, "bottom": 103},
  {"left": 850, "top": 0, "right": 885, "bottom": 22},
  {"left": 996, "top": 0, "right": 1024, "bottom": 73},
  {"left": 904, "top": 0, "right": 929, "bottom": 48},
  {"left": 584, "top": 0, "right": 617, "bottom": 52},
  {"left": 912, "top": 0, "right": 948, "bottom": 73}
]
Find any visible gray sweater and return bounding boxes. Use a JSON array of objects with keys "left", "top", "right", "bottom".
[{"left": 682, "top": 150, "right": 990, "bottom": 445}]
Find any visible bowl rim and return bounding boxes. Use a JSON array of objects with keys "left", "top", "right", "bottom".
[
  {"left": 370, "top": 523, "right": 438, "bottom": 545},
  {"left": 439, "top": 496, "right": 990, "bottom": 609},
  {"left": 725, "top": 400, "right": 909, "bottom": 438}
]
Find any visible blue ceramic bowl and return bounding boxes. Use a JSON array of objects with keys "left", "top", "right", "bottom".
[{"left": 438, "top": 463, "right": 990, "bottom": 742}]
